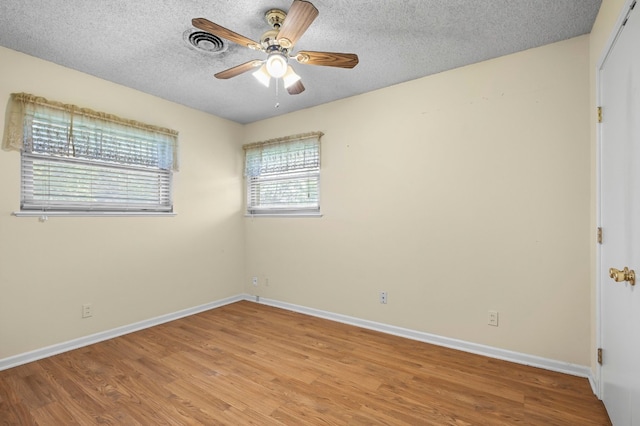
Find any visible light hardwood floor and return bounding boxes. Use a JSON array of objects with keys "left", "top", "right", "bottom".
[{"left": 0, "top": 301, "right": 610, "bottom": 425}]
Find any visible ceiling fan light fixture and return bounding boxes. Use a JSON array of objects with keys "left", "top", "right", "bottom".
[
  {"left": 193, "top": 0, "right": 358, "bottom": 95},
  {"left": 252, "top": 64, "right": 271, "bottom": 87},
  {"left": 266, "top": 52, "right": 288, "bottom": 78},
  {"left": 282, "top": 66, "right": 301, "bottom": 89}
]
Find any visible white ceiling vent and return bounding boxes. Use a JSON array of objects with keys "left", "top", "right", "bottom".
[{"left": 183, "top": 29, "right": 228, "bottom": 54}]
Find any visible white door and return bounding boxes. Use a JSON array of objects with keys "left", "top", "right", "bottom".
[{"left": 599, "top": 1, "right": 640, "bottom": 425}]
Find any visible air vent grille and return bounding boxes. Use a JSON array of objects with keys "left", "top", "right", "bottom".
[{"left": 183, "top": 29, "right": 228, "bottom": 54}]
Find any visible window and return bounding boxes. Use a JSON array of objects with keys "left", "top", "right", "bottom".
[
  {"left": 244, "top": 132, "right": 322, "bottom": 216},
  {"left": 2, "top": 93, "right": 178, "bottom": 214}
]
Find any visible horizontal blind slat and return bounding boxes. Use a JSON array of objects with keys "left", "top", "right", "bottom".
[{"left": 22, "top": 154, "right": 172, "bottom": 212}]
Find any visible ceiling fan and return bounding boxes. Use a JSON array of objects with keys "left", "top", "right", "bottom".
[{"left": 192, "top": 0, "right": 359, "bottom": 95}]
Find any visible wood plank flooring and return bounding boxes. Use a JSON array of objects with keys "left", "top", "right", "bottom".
[{"left": 0, "top": 301, "right": 611, "bottom": 425}]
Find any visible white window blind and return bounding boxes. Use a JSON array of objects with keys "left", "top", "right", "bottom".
[
  {"left": 244, "top": 132, "right": 322, "bottom": 215},
  {"left": 6, "top": 93, "right": 179, "bottom": 213}
]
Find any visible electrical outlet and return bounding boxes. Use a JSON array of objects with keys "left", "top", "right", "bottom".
[
  {"left": 82, "top": 304, "right": 93, "bottom": 318},
  {"left": 488, "top": 310, "right": 499, "bottom": 326},
  {"left": 252, "top": 276, "right": 258, "bottom": 287},
  {"left": 380, "top": 291, "right": 388, "bottom": 304}
]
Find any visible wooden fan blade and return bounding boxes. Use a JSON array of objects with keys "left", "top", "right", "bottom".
[
  {"left": 286, "top": 80, "right": 305, "bottom": 95},
  {"left": 192, "top": 18, "right": 261, "bottom": 49},
  {"left": 276, "top": 1, "right": 319, "bottom": 48},
  {"left": 214, "top": 60, "right": 263, "bottom": 79},
  {"left": 295, "top": 51, "right": 359, "bottom": 69}
]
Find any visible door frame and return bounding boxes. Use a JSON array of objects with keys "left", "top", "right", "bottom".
[{"left": 595, "top": 0, "right": 637, "bottom": 399}]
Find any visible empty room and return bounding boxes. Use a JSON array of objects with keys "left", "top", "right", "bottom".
[{"left": 0, "top": 0, "right": 638, "bottom": 424}]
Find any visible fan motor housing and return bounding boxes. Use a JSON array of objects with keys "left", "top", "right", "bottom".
[{"left": 260, "top": 29, "right": 280, "bottom": 47}]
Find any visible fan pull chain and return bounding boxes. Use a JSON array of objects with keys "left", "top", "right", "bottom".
[{"left": 274, "top": 78, "right": 280, "bottom": 108}]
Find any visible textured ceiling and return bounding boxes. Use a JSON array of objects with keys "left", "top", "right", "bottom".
[{"left": 0, "top": 0, "right": 601, "bottom": 124}]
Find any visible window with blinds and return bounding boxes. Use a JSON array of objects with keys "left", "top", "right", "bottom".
[
  {"left": 13, "top": 96, "right": 178, "bottom": 213},
  {"left": 244, "top": 132, "right": 322, "bottom": 216}
]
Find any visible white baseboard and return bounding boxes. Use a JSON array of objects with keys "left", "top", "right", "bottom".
[
  {"left": 1, "top": 292, "right": 598, "bottom": 398},
  {"left": 246, "top": 294, "right": 597, "bottom": 386},
  {"left": 588, "top": 370, "right": 600, "bottom": 398},
  {"left": 0, "top": 295, "right": 244, "bottom": 372}
]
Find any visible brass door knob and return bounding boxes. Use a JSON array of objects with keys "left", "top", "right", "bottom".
[{"left": 609, "top": 267, "right": 636, "bottom": 286}]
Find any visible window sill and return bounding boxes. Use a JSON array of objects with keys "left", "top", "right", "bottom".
[
  {"left": 13, "top": 211, "right": 177, "bottom": 218},
  {"left": 244, "top": 212, "right": 323, "bottom": 218}
]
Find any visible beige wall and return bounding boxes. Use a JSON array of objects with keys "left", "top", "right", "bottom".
[
  {"left": 0, "top": 46, "right": 245, "bottom": 359},
  {"left": 588, "top": 0, "right": 627, "bottom": 371},
  {"left": 244, "top": 35, "right": 592, "bottom": 365}
]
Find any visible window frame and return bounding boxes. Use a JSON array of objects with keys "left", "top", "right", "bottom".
[
  {"left": 3, "top": 93, "right": 178, "bottom": 217},
  {"left": 243, "top": 132, "right": 323, "bottom": 218}
]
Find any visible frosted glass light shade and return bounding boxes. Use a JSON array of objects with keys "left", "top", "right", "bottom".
[
  {"left": 282, "top": 66, "right": 301, "bottom": 88},
  {"left": 266, "top": 53, "right": 288, "bottom": 78},
  {"left": 252, "top": 64, "right": 271, "bottom": 87}
]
